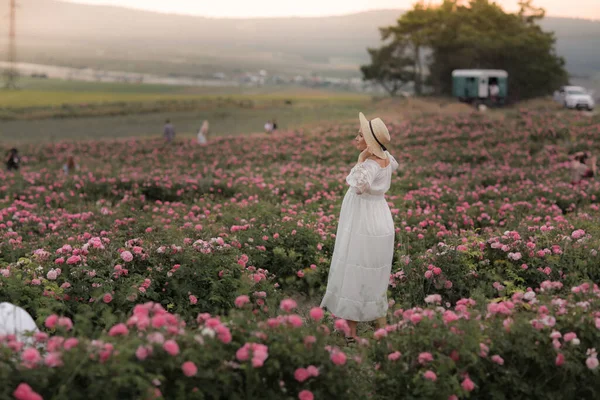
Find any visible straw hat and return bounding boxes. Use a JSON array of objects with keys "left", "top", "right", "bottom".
[{"left": 359, "top": 112, "right": 391, "bottom": 159}]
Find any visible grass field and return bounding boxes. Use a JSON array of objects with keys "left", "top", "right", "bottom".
[
  {"left": 0, "top": 78, "right": 368, "bottom": 108},
  {"left": 0, "top": 78, "right": 376, "bottom": 142}
]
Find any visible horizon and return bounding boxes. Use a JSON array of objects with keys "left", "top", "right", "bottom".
[{"left": 62, "top": 0, "right": 600, "bottom": 20}]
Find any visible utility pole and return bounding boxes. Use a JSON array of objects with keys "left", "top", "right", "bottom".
[{"left": 4, "top": 0, "right": 18, "bottom": 89}]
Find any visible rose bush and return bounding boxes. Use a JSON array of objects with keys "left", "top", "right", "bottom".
[{"left": 2, "top": 109, "right": 600, "bottom": 398}]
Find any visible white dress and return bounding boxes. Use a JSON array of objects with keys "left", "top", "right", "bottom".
[
  {"left": 0, "top": 302, "right": 39, "bottom": 344},
  {"left": 321, "top": 152, "right": 399, "bottom": 322}
]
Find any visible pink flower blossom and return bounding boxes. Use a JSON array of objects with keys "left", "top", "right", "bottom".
[
  {"left": 388, "top": 351, "right": 401, "bottom": 361},
  {"left": 424, "top": 370, "right": 437, "bottom": 381},
  {"left": 555, "top": 353, "right": 565, "bottom": 366},
  {"left": 334, "top": 319, "right": 350, "bottom": 336},
  {"left": 108, "top": 323, "right": 129, "bottom": 337},
  {"left": 298, "top": 390, "right": 314, "bottom": 400},
  {"left": 21, "top": 348, "right": 41, "bottom": 365},
  {"left": 563, "top": 332, "right": 577, "bottom": 342},
  {"left": 443, "top": 310, "right": 459, "bottom": 324},
  {"left": 461, "top": 377, "right": 475, "bottom": 392},
  {"left": 309, "top": 307, "right": 324, "bottom": 321},
  {"left": 163, "top": 340, "right": 180, "bottom": 356},
  {"left": 418, "top": 352, "right": 433, "bottom": 364},
  {"left": 425, "top": 294, "right": 442, "bottom": 304},
  {"left": 182, "top": 361, "right": 198, "bottom": 377},
  {"left": 136, "top": 346, "right": 151, "bottom": 360},
  {"left": 331, "top": 350, "right": 347, "bottom": 365},
  {"left": 294, "top": 367, "right": 310, "bottom": 382},
  {"left": 287, "top": 315, "right": 303, "bottom": 328},
  {"left": 374, "top": 329, "right": 387, "bottom": 340},
  {"left": 307, "top": 365, "right": 319, "bottom": 377},
  {"left": 121, "top": 250, "right": 134, "bottom": 262},
  {"left": 103, "top": 293, "right": 113, "bottom": 303},
  {"left": 279, "top": 298, "right": 297, "bottom": 312},
  {"left": 57, "top": 317, "right": 73, "bottom": 331},
  {"left": 63, "top": 338, "right": 79, "bottom": 350},
  {"left": 235, "top": 295, "right": 250, "bottom": 308},
  {"left": 491, "top": 355, "right": 504, "bottom": 365},
  {"left": 44, "top": 314, "right": 58, "bottom": 329},
  {"left": 44, "top": 352, "right": 63, "bottom": 367},
  {"left": 13, "top": 383, "right": 43, "bottom": 400}
]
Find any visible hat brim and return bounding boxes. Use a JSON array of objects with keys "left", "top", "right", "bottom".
[{"left": 359, "top": 112, "right": 387, "bottom": 159}]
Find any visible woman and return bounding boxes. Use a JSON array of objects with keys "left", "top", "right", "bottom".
[
  {"left": 571, "top": 151, "right": 596, "bottom": 184},
  {"left": 63, "top": 155, "right": 79, "bottom": 175},
  {"left": 197, "top": 120, "right": 209, "bottom": 145},
  {"left": 5, "top": 148, "right": 20, "bottom": 171},
  {"left": 321, "top": 112, "right": 399, "bottom": 343}
]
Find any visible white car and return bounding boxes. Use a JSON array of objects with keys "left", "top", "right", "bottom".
[{"left": 554, "top": 86, "right": 595, "bottom": 111}]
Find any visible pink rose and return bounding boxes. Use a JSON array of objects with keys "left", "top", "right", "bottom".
[
  {"left": 63, "top": 338, "right": 79, "bottom": 350},
  {"left": 424, "top": 370, "right": 437, "bottom": 381},
  {"left": 287, "top": 315, "right": 303, "bottom": 328},
  {"left": 44, "top": 352, "right": 63, "bottom": 367},
  {"left": 309, "top": 307, "right": 324, "bottom": 321},
  {"left": 108, "top": 323, "right": 129, "bottom": 337},
  {"left": 103, "top": 293, "right": 113, "bottom": 303},
  {"left": 136, "top": 346, "right": 151, "bottom": 361},
  {"left": 331, "top": 350, "right": 347, "bottom": 365},
  {"left": 121, "top": 251, "right": 133, "bottom": 262},
  {"left": 294, "top": 367, "right": 310, "bottom": 382},
  {"left": 57, "top": 317, "right": 73, "bottom": 331},
  {"left": 555, "top": 353, "right": 565, "bottom": 366},
  {"left": 279, "top": 298, "right": 297, "bottom": 312},
  {"left": 491, "top": 355, "right": 504, "bottom": 365},
  {"left": 45, "top": 314, "right": 58, "bottom": 329},
  {"left": 461, "top": 377, "right": 475, "bottom": 392},
  {"left": 163, "top": 340, "right": 180, "bottom": 356},
  {"left": 306, "top": 365, "right": 319, "bottom": 377},
  {"left": 374, "top": 329, "right": 387, "bottom": 340},
  {"left": 189, "top": 295, "right": 198, "bottom": 305},
  {"left": 13, "top": 383, "right": 43, "bottom": 400},
  {"left": 21, "top": 348, "right": 41, "bottom": 365},
  {"left": 418, "top": 352, "right": 433, "bottom": 364},
  {"left": 182, "top": 361, "right": 198, "bottom": 377},
  {"left": 235, "top": 295, "right": 250, "bottom": 308},
  {"left": 298, "top": 390, "right": 314, "bottom": 400}
]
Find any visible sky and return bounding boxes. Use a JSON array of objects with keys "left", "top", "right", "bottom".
[{"left": 65, "top": 0, "right": 600, "bottom": 20}]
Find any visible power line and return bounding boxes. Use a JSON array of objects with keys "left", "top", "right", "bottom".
[{"left": 3, "top": 0, "right": 18, "bottom": 89}]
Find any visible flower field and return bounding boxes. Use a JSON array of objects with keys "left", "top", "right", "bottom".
[{"left": 2, "top": 109, "right": 600, "bottom": 399}]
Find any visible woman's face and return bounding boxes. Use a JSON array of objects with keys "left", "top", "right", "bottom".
[{"left": 355, "top": 130, "right": 368, "bottom": 151}]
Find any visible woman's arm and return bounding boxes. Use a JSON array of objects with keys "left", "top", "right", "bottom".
[{"left": 346, "top": 160, "right": 379, "bottom": 194}]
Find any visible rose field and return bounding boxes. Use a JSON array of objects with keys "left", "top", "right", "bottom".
[{"left": 2, "top": 108, "right": 600, "bottom": 399}]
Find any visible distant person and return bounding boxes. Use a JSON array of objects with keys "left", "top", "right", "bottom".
[
  {"left": 197, "top": 120, "right": 209, "bottom": 145},
  {"left": 489, "top": 81, "right": 500, "bottom": 104},
  {"left": 571, "top": 151, "right": 596, "bottom": 184},
  {"left": 5, "top": 148, "right": 20, "bottom": 171},
  {"left": 264, "top": 121, "right": 273, "bottom": 134},
  {"left": 63, "top": 155, "right": 80, "bottom": 175},
  {"left": 272, "top": 119, "right": 278, "bottom": 131},
  {"left": 163, "top": 119, "right": 176, "bottom": 143}
]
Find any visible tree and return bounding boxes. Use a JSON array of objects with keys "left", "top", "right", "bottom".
[
  {"left": 367, "top": 0, "right": 568, "bottom": 100},
  {"left": 360, "top": 39, "right": 415, "bottom": 97},
  {"left": 379, "top": 2, "right": 437, "bottom": 95}
]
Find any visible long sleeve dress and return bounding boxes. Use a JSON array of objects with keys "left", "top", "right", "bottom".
[{"left": 320, "top": 152, "right": 399, "bottom": 321}]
